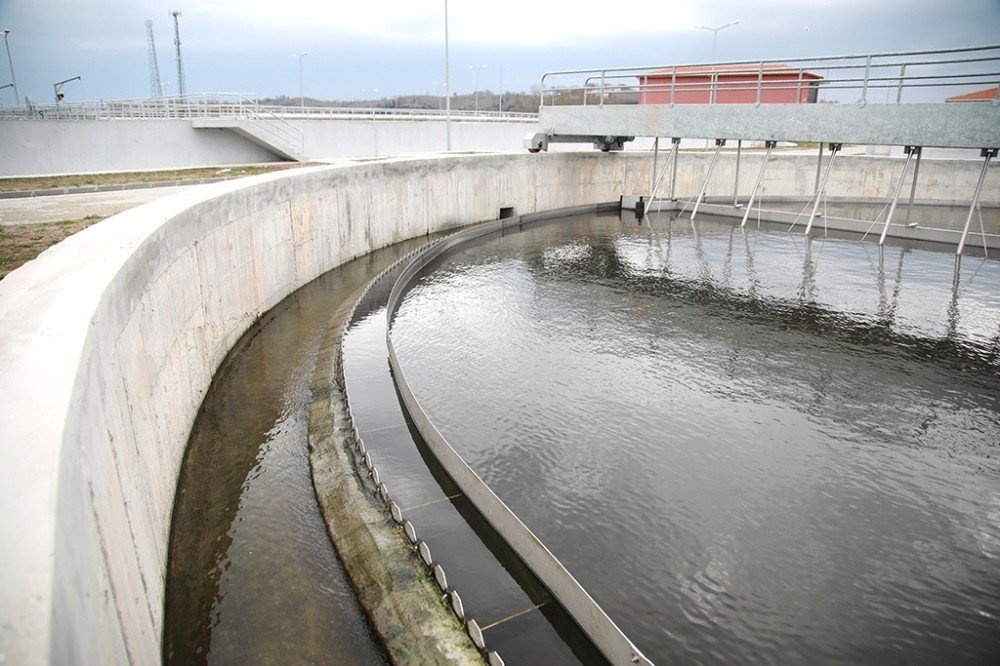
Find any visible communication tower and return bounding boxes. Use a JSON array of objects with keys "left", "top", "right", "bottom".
[
  {"left": 145, "top": 20, "right": 163, "bottom": 98},
  {"left": 169, "top": 10, "right": 186, "bottom": 96}
]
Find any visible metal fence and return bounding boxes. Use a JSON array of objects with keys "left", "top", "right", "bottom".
[
  {"left": 0, "top": 91, "right": 538, "bottom": 123},
  {"left": 539, "top": 44, "right": 1000, "bottom": 108}
]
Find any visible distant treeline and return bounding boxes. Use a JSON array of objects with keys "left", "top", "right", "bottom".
[{"left": 260, "top": 91, "right": 544, "bottom": 113}]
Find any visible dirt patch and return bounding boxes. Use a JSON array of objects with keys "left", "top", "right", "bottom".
[
  {"left": 0, "top": 162, "right": 322, "bottom": 193},
  {"left": 0, "top": 214, "right": 104, "bottom": 279}
]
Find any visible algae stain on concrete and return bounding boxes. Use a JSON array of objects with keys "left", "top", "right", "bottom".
[{"left": 308, "top": 293, "right": 484, "bottom": 664}]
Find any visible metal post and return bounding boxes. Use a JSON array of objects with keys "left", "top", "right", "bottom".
[
  {"left": 668, "top": 137, "right": 681, "bottom": 200},
  {"left": 796, "top": 68, "right": 803, "bottom": 104},
  {"left": 651, "top": 137, "right": 659, "bottom": 193},
  {"left": 692, "top": 139, "right": 725, "bottom": 220},
  {"left": 860, "top": 54, "right": 872, "bottom": 105},
  {"left": 669, "top": 66, "right": 676, "bottom": 107},
  {"left": 814, "top": 142, "right": 824, "bottom": 193},
  {"left": 741, "top": 141, "right": 775, "bottom": 227},
  {"left": 733, "top": 139, "right": 742, "bottom": 206},
  {"left": 3, "top": 29, "right": 20, "bottom": 106},
  {"left": 805, "top": 143, "right": 840, "bottom": 235},
  {"left": 878, "top": 146, "right": 916, "bottom": 245},
  {"left": 444, "top": 0, "right": 451, "bottom": 150},
  {"left": 896, "top": 63, "right": 907, "bottom": 103},
  {"left": 957, "top": 148, "right": 997, "bottom": 256},
  {"left": 903, "top": 146, "right": 923, "bottom": 227},
  {"left": 755, "top": 62, "right": 763, "bottom": 106}
]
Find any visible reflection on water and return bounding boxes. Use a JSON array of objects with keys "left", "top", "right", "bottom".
[{"left": 391, "top": 211, "right": 1000, "bottom": 663}]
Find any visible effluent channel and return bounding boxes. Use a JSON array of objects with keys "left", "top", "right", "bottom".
[{"left": 166, "top": 207, "right": 1000, "bottom": 664}]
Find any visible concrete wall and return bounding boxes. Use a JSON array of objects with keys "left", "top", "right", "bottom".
[
  {"left": 0, "top": 150, "right": 995, "bottom": 664},
  {"left": 0, "top": 152, "right": 634, "bottom": 664},
  {"left": 669, "top": 151, "right": 1000, "bottom": 207},
  {"left": 0, "top": 118, "right": 539, "bottom": 177}
]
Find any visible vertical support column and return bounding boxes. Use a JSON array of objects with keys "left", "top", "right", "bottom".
[
  {"left": 814, "top": 142, "right": 824, "bottom": 193},
  {"left": 668, "top": 137, "right": 681, "bottom": 200},
  {"left": 957, "top": 148, "right": 998, "bottom": 256},
  {"left": 804, "top": 143, "right": 841, "bottom": 235},
  {"left": 903, "top": 146, "right": 923, "bottom": 227},
  {"left": 733, "top": 139, "right": 742, "bottom": 207},
  {"left": 651, "top": 137, "right": 659, "bottom": 193},
  {"left": 878, "top": 146, "right": 917, "bottom": 245},
  {"left": 741, "top": 141, "right": 776, "bottom": 227},
  {"left": 691, "top": 139, "right": 725, "bottom": 221}
]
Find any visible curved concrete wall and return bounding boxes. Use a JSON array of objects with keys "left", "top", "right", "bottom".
[
  {"left": 0, "top": 152, "right": 635, "bottom": 663},
  {"left": 0, "top": 150, "right": 995, "bottom": 664}
]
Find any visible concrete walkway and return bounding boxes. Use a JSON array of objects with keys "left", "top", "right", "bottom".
[{"left": 0, "top": 185, "right": 197, "bottom": 226}]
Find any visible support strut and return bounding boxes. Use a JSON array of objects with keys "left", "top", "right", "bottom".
[
  {"left": 957, "top": 148, "right": 998, "bottom": 256},
  {"left": 691, "top": 139, "right": 725, "bottom": 221},
  {"left": 878, "top": 146, "right": 919, "bottom": 245},
  {"left": 804, "top": 143, "right": 841, "bottom": 235},
  {"left": 741, "top": 141, "right": 776, "bottom": 228}
]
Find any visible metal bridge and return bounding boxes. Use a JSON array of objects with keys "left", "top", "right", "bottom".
[{"left": 530, "top": 45, "right": 999, "bottom": 255}]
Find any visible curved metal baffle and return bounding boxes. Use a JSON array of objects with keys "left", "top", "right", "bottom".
[
  {"left": 390, "top": 501, "right": 403, "bottom": 524},
  {"left": 384, "top": 209, "right": 654, "bottom": 666}
]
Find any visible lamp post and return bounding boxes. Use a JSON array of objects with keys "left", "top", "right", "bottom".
[
  {"left": 54, "top": 76, "right": 82, "bottom": 105},
  {"left": 444, "top": 0, "right": 451, "bottom": 150},
  {"left": 694, "top": 20, "right": 740, "bottom": 104},
  {"left": 2, "top": 29, "right": 18, "bottom": 106},
  {"left": 469, "top": 64, "right": 487, "bottom": 112},
  {"left": 293, "top": 52, "right": 308, "bottom": 111}
]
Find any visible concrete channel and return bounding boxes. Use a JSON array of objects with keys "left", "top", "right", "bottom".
[{"left": 0, "top": 151, "right": 997, "bottom": 663}]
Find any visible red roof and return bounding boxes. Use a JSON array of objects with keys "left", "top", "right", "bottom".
[
  {"left": 642, "top": 63, "right": 823, "bottom": 79},
  {"left": 945, "top": 87, "right": 998, "bottom": 102}
]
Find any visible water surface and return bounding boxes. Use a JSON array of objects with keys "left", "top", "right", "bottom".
[{"left": 392, "top": 211, "right": 1000, "bottom": 663}]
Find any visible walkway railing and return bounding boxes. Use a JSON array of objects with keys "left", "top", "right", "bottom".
[
  {"left": 539, "top": 44, "right": 1000, "bottom": 108},
  {"left": 0, "top": 93, "right": 538, "bottom": 123}
]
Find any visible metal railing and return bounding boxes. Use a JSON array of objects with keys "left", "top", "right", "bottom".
[
  {"left": 540, "top": 44, "right": 1000, "bottom": 108},
  {"left": 0, "top": 93, "right": 538, "bottom": 123}
]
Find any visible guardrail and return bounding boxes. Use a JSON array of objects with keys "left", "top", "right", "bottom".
[
  {"left": 0, "top": 92, "right": 538, "bottom": 122},
  {"left": 539, "top": 44, "right": 1000, "bottom": 108}
]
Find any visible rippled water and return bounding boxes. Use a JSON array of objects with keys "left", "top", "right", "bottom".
[{"left": 391, "top": 211, "right": 1000, "bottom": 663}]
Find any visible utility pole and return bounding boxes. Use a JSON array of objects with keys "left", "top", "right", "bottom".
[
  {"left": 2, "top": 29, "right": 18, "bottom": 106},
  {"left": 169, "top": 10, "right": 186, "bottom": 96},
  {"left": 146, "top": 20, "right": 163, "bottom": 98},
  {"left": 444, "top": 0, "right": 451, "bottom": 150}
]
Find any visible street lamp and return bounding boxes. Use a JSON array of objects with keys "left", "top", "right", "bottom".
[
  {"left": 694, "top": 20, "right": 740, "bottom": 105},
  {"left": 444, "top": 0, "right": 451, "bottom": 150},
  {"left": 694, "top": 19, "right": 740, "bottom": 63},
  {"left": 2, "top": 29, "right": 19, "bottom": 106},
  {"left": 469, "top": 64, "right": 487, "bottom": 112},
  {"left": 54, "top": 76, "right": 82, "bottom": 105},
  {"left": 293, "top": 52, "right": 308, "bottom": 111}
]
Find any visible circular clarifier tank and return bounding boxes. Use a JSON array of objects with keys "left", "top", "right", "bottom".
[{"left": 389, "top": 210, "right": 1000, "bottom": 663}]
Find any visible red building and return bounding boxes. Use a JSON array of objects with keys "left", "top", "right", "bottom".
[
  {"left": 639, "top": 64, "right": 823, "bottom": 105},
  {"left": 945, "top": 87, "right": 999, "bottom": 102}
]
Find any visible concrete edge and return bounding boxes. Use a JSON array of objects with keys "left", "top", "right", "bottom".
[{"left": 307, "top": 282, "right": 484, "bottom": 665}]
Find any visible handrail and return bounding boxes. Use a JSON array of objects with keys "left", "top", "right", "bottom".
[
  {"left": 541, "top": 44, "right": 1000, "bottom": 107},
  {"left": 0, "top": 92, "right": 539, "bottom": 122}
]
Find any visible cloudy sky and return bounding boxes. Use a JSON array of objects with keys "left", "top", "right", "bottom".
[{"left": 1, "top": 0, "right": 998, "bottom": 104}]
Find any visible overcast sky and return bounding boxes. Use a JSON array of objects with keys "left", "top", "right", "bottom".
[{"left": 1, "top": 0, "right": 998, "bottom": 104}]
